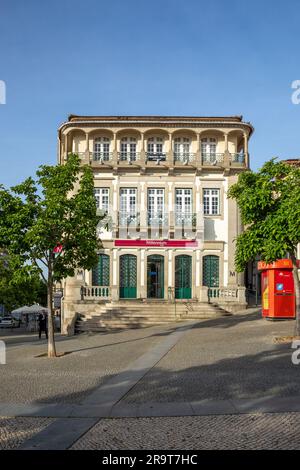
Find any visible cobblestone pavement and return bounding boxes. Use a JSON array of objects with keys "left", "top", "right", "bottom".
[
  {"left": 2, "top": 310, "right": 300, "bottom": 450},
  {"left": 0, "top": 417, "right": 53, "bottom": 449},
  {"left": 123, "top": 312, "right": 300, "bottom": 403},
  {"left": 0, "top": 324, "right": 177, "bottom": 404},
  {"left": 71, "top": 412, "right": 300, "bottom": 450}
]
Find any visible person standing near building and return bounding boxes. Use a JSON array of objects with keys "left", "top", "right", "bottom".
[{"left": 38, "top": 313, "right": 48, "bottom": 339}]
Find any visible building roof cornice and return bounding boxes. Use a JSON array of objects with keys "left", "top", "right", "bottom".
[{"left": 58, "top": 115, "right": 254, "bottom": 136}]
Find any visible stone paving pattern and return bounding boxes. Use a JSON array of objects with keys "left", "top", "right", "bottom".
[
  {"left": 71, "top": 413, "right": 300, "bottom": 450},
  {"left": 0, "top": 325, "right": 175, "bottom": 404},
  {"left": 1, "top": 310, "right": 300, "bottom": 449},
  {"left": 123, "top": 312, "right": 300, "bottom": 403},
  {"left": 0, "top": 417, "right": 53, "bottom": 450}
]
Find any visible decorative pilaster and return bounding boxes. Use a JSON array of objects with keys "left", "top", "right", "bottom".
[
  {"left": 112, "top": 132, "right": 118, "bottom": 166},
  {"left": 223, "top": 132, "right": 230, "bottom": 168},
  {"left": 140, "top": 249, "right": 146, "bottom": 298},
  {"left": 111, "top": 249, "right": 118, "bottom": 301},
  {"left": 140, "top": 182, "right": 147, "bottom": 236},
  {"left": 167, "top": 132, "right": 173, "bottom": 165},
  {"left": 197, "top": 131, "right": 203, "bottom": 168},
  {"left": 141, "top": 133, "right": 146, "bottom": 167}
]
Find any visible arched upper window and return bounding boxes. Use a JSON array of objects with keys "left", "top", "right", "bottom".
[
  {"left": 94, "top": 137, "right": 110, "bottom": 161},
  {"left": 120, "top": 137, "right": 137, "bottom": 161},
  {"left": 147, "top": 137, "right": 166, "bottom": 161},
  {"left": 201, "top": 138, "right": 217, "bottom": 162},
  {"left": 174, "top": 137, "right": 191, "bottom": 160}
]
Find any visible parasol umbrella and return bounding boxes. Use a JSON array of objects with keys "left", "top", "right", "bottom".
[
  {"left": 25, "top": 304, "right": 49, "bottom": 315},
  {"left": 11, "top": 305, "right": 31, "bottom": 319}
]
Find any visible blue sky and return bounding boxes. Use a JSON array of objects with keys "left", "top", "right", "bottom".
[{"left": 0, "top": 0, "right": 299, "bottom": 187}]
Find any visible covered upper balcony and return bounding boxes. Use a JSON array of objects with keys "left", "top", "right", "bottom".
[{"left": 58, "top": 115, "right": 253, "bottom": 171}]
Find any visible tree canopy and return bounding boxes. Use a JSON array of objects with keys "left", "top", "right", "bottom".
[
  {"left": 0, "top": 154, "right": 102, "bottom": 356},
  {"left": 228, "top": 159, "right": 300, "bottom": 332},
  {"left": 0, "top": 251, "right": 47, "bottom": 312}
]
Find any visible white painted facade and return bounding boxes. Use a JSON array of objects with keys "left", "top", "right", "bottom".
[{"left": 58, "top": 115, "right": 253, "bottom": 333}]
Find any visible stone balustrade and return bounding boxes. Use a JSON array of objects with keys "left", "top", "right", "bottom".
[{"left": 80, "top": 286, "right": 111, "bottom": 300}]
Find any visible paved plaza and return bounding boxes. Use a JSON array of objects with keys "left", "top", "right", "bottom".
[{"left": 1, "top": 308, "right": 300, "bottom": 449}]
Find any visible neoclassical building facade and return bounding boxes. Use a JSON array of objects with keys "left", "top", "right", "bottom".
[{"left": 58, "top": 115, "right": 254, "bottom": 333}]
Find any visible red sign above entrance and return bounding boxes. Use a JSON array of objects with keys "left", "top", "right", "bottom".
[{"left": 115, "top": 239, "right": 198, "bottom": 248}]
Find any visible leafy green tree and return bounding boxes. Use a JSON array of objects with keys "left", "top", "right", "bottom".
[
  {"left": 0, "top": 155, "right": 101, "bottom": 357},
  {"left": 0, "top": 250, "right": 47, "bottom": 312},
  {"left": 228, "top": 159, "right": 300, "bottom": 334}
]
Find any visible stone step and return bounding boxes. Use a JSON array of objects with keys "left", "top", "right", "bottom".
[
  {"left": 82, "top": 306, "right": 222, "bottom": 314},
  {"left": 78, "top": 315, "right": 179, "bottom": 324},
  {"left": 75, "top": 322, "right": 181, "bottom": 332},
  {"left": 80, "top": 312, "right": 220, "bottom": 321},
  {"left": 77, "top": 319, "right": 179, "bottom": 324},
  {"left": 75, "top": 300, "right": 229, "bottom": 333}
]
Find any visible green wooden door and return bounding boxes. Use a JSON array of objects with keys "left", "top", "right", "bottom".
[
  {"left": 175, "top": 255, "right": 192, "bottom": 299},
  {"left": 203, "top": 255, "right": 219, "bottom": 298},
  {"left": 120, "top": 254, "right": 137, "bottom": 299},
  {"left": 147, "top": 255, "right": 164, "bottom": 298},
  {"left": 92, "top": 254, "right": 110, "bottom": 286}
]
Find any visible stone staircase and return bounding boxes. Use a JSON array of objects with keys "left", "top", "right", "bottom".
[{"left": 75, "top": 300, "right": 231, "bottom": 333}]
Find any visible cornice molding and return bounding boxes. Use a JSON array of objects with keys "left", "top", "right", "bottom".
[{"left": 59, "top": 120, "right": 253, "bottom": 136}]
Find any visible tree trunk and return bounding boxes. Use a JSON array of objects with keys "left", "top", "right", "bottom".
[
  {"left": 291, "top": 253, "right": 300, "bottom": 336},
  {"left": 47, "top": 270, "right": 57, "bottom": 358}
]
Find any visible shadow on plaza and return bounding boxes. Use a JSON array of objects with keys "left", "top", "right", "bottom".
[
  {"left": 4, "top": 308, "right": 300, "bottom": 409},
  {"left": 2, "top": 311, "right": 261, "bottom": 355},
  {"left": 28, "top": 321, "right": 300, "bottom": 407},
  {"left": 64, "top": 308, "right": 260, "bottom": 351},
  {"left": 1, "top": 307, "right": 261, "bottom": 347},
  {"left": 28, "top": 343, "right": 300, "bottom": 408},
  {"left": 43, "top": 310, "right": 262, "bottom": 355}
]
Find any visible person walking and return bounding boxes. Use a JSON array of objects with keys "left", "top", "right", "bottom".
[{"left": 38, "top": 313, "right": 48, "bottom": 339}]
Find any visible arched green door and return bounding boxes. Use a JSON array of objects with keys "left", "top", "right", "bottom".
[
  {"left": 92, "top": 254, "right": 110, "bottom": 286},
  {"left": 175, "top": 255, "right": 192, "bottom": 299},
  {"left": 203, "top": 255, "right": 219, "bottom": 297},
  {"left": 147, "top": 255, "right": 164, "bottom": 298},
  {"left": 120, "top": 254, "right": 137, "bottom": 299}
]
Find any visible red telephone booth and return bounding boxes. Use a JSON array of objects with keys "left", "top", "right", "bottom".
[{"left": 257, "top": 259, "right": 295, "bottom": 319}]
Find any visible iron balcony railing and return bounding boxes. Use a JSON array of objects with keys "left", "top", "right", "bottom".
[
  {"left": 201, "top": 153, "right": 224, "bottom": 165},
  {"left": 147, "top": 211, "right": 168, "bottom": 226},
  {"left": 118, "top": 152, "right": 140, "bottom": 163},
  {"left": 119, "top": 211, "right": 140, "bottom": 227},
  {"left": 92, "top": 151, "right": 113, "bottom": 162},
  {"left": 67, "top": 151, "right": 86, "bottom": 160},
  {"left": 173, "top": 153, "right": 196, "bottom": 164},
  {"left": 230, "top": 153, "right": 245, "bottom": 163},
  {"left": 146, "top": 152, "right": 167, "bottom": 162},
  {"left": 174, "top": 211, "right": 197, "bottom": 227}
]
